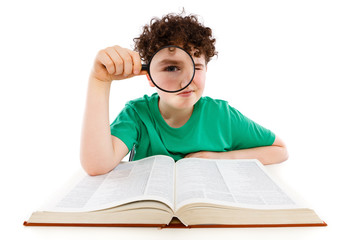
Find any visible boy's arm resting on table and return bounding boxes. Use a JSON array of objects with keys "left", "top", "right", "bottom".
[{"left": 185, "top": 135, "right": 289, "bottom": 165}]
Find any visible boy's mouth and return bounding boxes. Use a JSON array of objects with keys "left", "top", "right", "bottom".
[{"left": 177, "top": 90, "right": 194, "bottom": 97}]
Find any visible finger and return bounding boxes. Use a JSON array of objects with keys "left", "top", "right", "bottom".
[
  {"left": 129, "top": 50, "right": 142, "bottom": 75},
  {"left": 97, "top": 50, "right": 115, "bottom": 75},
  {"left": 115, "top": 46, "right": 133, "bottom": 77},
  {"left": 139, "top": 70, "right": 148, "bottom": 75},
  {"left": 106, "top": 47, "right": 123, "bottom": 75}
]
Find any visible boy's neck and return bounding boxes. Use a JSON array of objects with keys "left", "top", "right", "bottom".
[{"left": 158, "top": 100, "right": 194, "bottom": 128}]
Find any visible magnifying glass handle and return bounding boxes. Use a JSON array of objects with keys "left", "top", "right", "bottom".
[{"left": 141, "top": 64, "right": 148, "bottom": 71}]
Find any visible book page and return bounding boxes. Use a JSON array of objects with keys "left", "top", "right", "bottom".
[
  {"left": 175, "top": 158, "right": 299, "bottom": 211},
  {"left": 45, "top": 155, "right": 175, "bottom": 212}
]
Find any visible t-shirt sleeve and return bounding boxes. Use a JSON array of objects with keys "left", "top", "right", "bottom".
[
  {"left": 110, "top": 104, "right": 140, "bottom": 152},
  {"left": 229, "top": 106, "right": 276, "bottom": 150}
]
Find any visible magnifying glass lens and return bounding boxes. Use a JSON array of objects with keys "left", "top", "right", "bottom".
[{"left": 148, "top": 46, "right": 195, "bottom": 93}]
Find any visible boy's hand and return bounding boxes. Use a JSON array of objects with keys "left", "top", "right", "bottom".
[{"left": 90, "top": 45, "right": 145, "bottom": 82}]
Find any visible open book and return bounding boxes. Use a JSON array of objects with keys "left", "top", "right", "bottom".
[{"left": 24, "top": 155, "right": 326, "bottom": 228}]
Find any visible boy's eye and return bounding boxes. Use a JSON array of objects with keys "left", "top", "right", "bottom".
[{"left": 165, "top": 65, "right": 180, "bottom": 72}]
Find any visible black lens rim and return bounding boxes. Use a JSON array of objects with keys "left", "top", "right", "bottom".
[{"left": 147, "top": 45, "right": 196, "bottom": 93}]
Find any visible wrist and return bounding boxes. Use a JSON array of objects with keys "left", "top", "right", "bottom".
[
  {"left": 88, "top": 76, "right": 112, "bottom": 88},
  {"left": 86, "top": 77, "right": 112, "bottom": 100}
]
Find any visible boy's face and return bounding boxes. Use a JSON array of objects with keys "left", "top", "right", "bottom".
[{"left": 148, "top": 52, "right": 207, "bottom": 111}]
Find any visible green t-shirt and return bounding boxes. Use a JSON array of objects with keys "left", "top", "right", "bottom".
[{"left": 110, "top": 93, "right": 275, "bottom": 161}]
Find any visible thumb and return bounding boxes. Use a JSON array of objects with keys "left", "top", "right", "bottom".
[{"left": 139, "top": 70, "right": 148, "bottom": 75}]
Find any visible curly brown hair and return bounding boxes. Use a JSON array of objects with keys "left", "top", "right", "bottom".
[{"left": 133, "top": 12, "right": 217, "bottom": 64}]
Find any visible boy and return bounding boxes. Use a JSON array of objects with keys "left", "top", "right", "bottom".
[{"left": 80, "top": 13, "right": 288, "bottom": 176}]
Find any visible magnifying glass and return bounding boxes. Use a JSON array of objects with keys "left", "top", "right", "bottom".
[{"left": 141, "top": 45, "right": 195, "bottom": 93}]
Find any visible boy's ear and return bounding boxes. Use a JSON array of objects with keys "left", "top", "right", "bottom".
[{"left": 147, "top": 74, "right": 155, "bottom": 87}]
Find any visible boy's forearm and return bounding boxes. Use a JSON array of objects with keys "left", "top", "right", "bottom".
[
  {"left": 219, "top": 146, "right": 289, "bottom": 165},
  {"left": 185, "top": 146, "right": 288, "bottom": 165},
  {"left": 80, "top": 77, "right": 118, "bottom": 175}
]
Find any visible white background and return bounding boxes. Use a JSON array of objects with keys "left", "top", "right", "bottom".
[{"left": 1, "top": 0, "right": 359, "bottom": 239}]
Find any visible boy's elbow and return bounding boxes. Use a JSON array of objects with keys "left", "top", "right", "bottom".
[
  {"left": 271, "top": 136, "right": 289, "bottom": 164},
  {"left": 284, "top": 148, "right": 289, "bottom": 162},
  {"left": 83, "top": 166, "right": 107, "bottom": 176},
  {"left": 80, "top": 155, "right": 110, "bottom": 176},
  {"left": 262, "top": 146, "right": 289, "bottom": 165},
  {"left": 277, "top": 146, "right": 289, "bottom": 164},
  {"left": 81, "top": 162, "right": 104, "bottom": 176}
]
